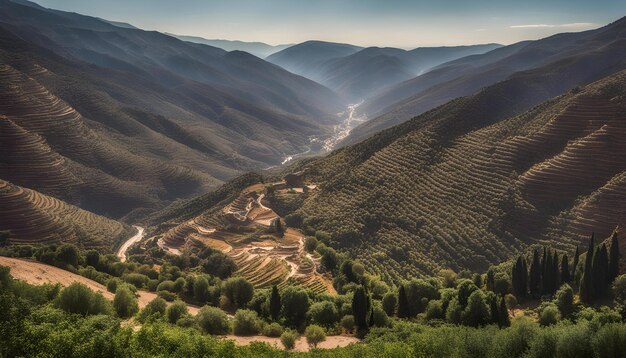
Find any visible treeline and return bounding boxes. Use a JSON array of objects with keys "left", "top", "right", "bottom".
[{"left": 511, "top": 233, "right": 620, "bottom": 304}]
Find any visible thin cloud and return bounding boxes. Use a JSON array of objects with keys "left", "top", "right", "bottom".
[{"left": 510, "top": 22, "right": 596, "bottom": 29}]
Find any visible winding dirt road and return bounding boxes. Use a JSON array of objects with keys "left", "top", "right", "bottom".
[{"left": 117, "top": 226, "right": 145, "bottom": 262}]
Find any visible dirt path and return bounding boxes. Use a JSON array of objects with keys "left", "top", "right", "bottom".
[
  {"left": 117, "top": 226, "right": 144, "bottom": 262},
  {"left": 0, "top": 256, "right": 199, "bottom": 315},
  {"left": 222, "top": 334, "right": 359, "bottom": 352}
]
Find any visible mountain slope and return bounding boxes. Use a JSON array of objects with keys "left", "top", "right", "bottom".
[
  {"left": 0, "top": 0, "right": 347, "bottom": 218},
  {"left": 346, "top": 17, "right": 626, "bottom": 145},
  {"left": 288, "top": 70, "right": 626, "bottom": 282},
  {"left": 0, "top": 178, "right": 134, "bottom": 251},
  {"left": 166, "top": 34, "right": 291, "bottom": 58}
]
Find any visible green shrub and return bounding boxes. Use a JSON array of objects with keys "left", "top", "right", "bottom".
[
  {"left": 382, "top": 292, "right": 397, "bottom": 316},
  {"left": 305, "top": 325, "right": 326, "bottom": 348},
  {"left": 122, "top": 273, "right": 150, "bottom": 289},
  {"left": 157, "top": 290, "right": 178, "bottom": 301},
  {"left": 222, "top": 277, "right": 254, "bottom": 309},
  {"left": 425, "top": 300, "right": 444, "bottom": 320},
  {"left": 166, "top": 300, "right": 189, "bottom": 324},
  {"left": 281, "top": 286, "right": 310, "bottom": 328},
  {"left": 538, "top": 304, "right": 560, "bottom": 326},
  {"left": 340, "top": 315, "right": 355, "bottom": 333},
  {"left": 263, "top": 322, "right": 284, "bottom": 337},
  {"left": 308, "top": 301, "right": 339, "bottom": 327},
  {"left": 113, "top": 286, "right": 139, "bottom": 318},
  {"left": 106, "top": 278, "right": 122, "bottom": 293},
  {"left": 55, "top": 282, "right": 112, "bottom": 316},
  {"left": 156, "top": 280, "right": 176, "bottom": 293},
  {"left": 137, "top": 297, "right": 167, "bottom": 323},
  {"left": 196, "top": 306, "right": 230, "bottom": 335},
  {"left": 147, "top": 279, "right": 159, "bottom": 292},
  {"left": 233, "top": 309, "right": 260, "bottom": 336},
  {"left": 281, "top": 330, "right": 298, "bottom": 350}
]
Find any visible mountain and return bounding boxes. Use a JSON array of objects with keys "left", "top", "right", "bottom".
[
  {"left": 266, "top": 40, "right": 364, "bottom": 80},
  {"left": 0, "top": 0, "right": 345, "bottom": 218},
  {"left": 344, "top": 17, "right": 626, "bottom": 145},
  {"left": 312, "top": 44, "right": 501, "bottom": 102},
  {"left": 285, "top": 70, "right": 626, "bottom": 282},
  {"left": 0, "top": 178, "right": 135, "bottom": 251},
  {"left": 166, "top": 34, "right": 291, "bottom": 58}
]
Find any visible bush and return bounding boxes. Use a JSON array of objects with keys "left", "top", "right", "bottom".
[
  {"left": 233, "top": 309, "right": 260, "bottom": 336},
  {"left": 538, "top": 304, "right": 560, "bottom": 326},
  {"left": 157, "top": 290, "right": 178, "bottom": 302},
  {"left": 372, "top": 305, "right": 390, "bottom": 327},
  {"left": 305, "top": 325, "right": 326, "bottom": 348},
  {"left": 138, "top": 297, "right": 167, "bottom": 323},
  {"left": 122, "top": 273, "right": 150, "bottom": 289},
  {"left": 592, "top": 323, "right": 626, "bottom": 357},
  {"left": 264, "top": 322, "right": 284, "bottom": 337},
  {"left": 166, "top": 300, "right": 189, "bottom": 324},
  {"left": 113, "top": 286, "right": 139, "bottom": 318},
  {"left": 555, "top": 284, "right": 574, "bottom": 318},
  {"left": 55, "top": 282, "right": 111, "bottom": 316},
  {"left": 55, "top": 244, "right": 80, "bottom": 268},
  {"left": 196, "top": 306, "right": 230, "bottom": 335},
  {"left": 281, "top": 330, "right": 298, "bottom": 350},
  {"left": 222, "top": 277, "right": 254, "bottom": 309},
  {"left": 107, "top": 278, "right": 122, "bottom": 293},
  {"left": 462, "top": 290, "right": 490, "bottom": 327},
  {"left": 425, "top": 300, "right": 444, "bottom": 320},
  {"left": 382, "top": 292, "right": 397, "bottom": 316},
  {"left": 308, "top": 301, "right": 339, "bottom": 327},
  {"left": 340, "top": 315, "right": 355, "bottom": 333},
  {"left": 156, "top": 280, "right": 176, "bottom": 293},
  {"left": 147, "top": 279, "right": 159, "bottom": 292}
]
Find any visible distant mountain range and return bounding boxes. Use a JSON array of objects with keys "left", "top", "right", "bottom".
[
  {"left": 165, "top": 34, "right": 292, "bottom": 58},
  {"left": 267, "top": 41, "right": 501, "bottom": 102},
  {"left": 343, "top": 17, "right": 626, "bottom": 145}
]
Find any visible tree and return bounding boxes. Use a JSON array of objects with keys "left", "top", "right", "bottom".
[
  {"left": 113, "top": 286, "right": 139, "bottom": 318},
  {"left": 280, "top": 330, "right": 298, "bottom": 350},
  {"left": 166, "top": 300, "right": 188, "bottom": 324},
  {"left": 55, "top": 244, "right": 80, "bottom": 268},
  {"left": 608, "top": 232, "right": 620, "bottom": 284},
  {"left": 572, "top": 245, "right": 580, "bottom": 280},
  {"left": 233, "top": 309, "right": 260, "bottom": 335},
  {"left": 196, "top": 306, "right": 229, "bottom": 335},
  {"left": 352, "top": 286, "right": 370, "bottom": 331},
  {"left": 222, "top": 277, "right": 254, "bottom": 309},
  {"left": 580, "top": 234, "right": 595, "bottom": 304},
  {"left": 499, "top": 297, "right": 510, "bottom": 328},
  {"left": 341, "top": 260, "right": 356, "bottom": 282},
  {"left": 539, "top": 304, "right": 560, "bottom": 326},
  {"left": 269, "top": 285, "right": 281, "bottom": 321},
  {"left": 440, "top": 269, "right": 458, "bottom": 288},
  {"left": 56, "top": 282, "right": 111, "bottom": 316},
  {"left": 529, "top": 249, "right": 541, "bottom": 296},
  {"left": 281, "top": 286, "right": 310, "bottom": 328},
  {"left": 305, "top": 325, "right": 326, "bottom": 348},
  {"left": 308, "top": 301, "right": 339, "bottom": 327},
  {"left": 486, "top": 268, "right": 495, "bottom": 292},
  {"left": 321, "top": 248, "right": 339, "bottom": 273},
  {"left": 137, "top": 297, "right": 167, "bottom": 323},
  {"left": 193, "top": 276, "right": 209, "bottom": 304},
  {"left": 592, "top": 243, "right": 609, "bottom": 298},
  {"left": 461, "top": 290, "right": 490, "bottom": 327},
  {"left": 340, "top": 315, "right": 355, "bottom": 333},
  {"left": 371, "top": 305, "right": 390, "bottom": 327},
  {"left": 381, "top": 292, "right": 397, "bottom": 316},
  {"left": 512, "top": 256, "right": 528, "bottom": 298},
  {"left": 487, "top": 293, "right": 499, "bottom": 325},
  {"left": 555, "top": 284, "right": 574, "bottom": 318},
  {"left": 561, "top": 254, "right": 571, "bottom": 284},
  {"left": 397, "top": 285, "right": 409, "bottom": 318}
]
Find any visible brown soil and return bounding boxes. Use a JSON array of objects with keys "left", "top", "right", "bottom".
[{"left": 222, "top": 334, "right": 360, "bottom": 352}]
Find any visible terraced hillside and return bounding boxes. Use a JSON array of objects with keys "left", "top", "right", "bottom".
[
  {"left": 152, "top": 180, "right": 333, "bottom": 294},
  {"left": 288, "top": 71, "right": 626, "bottom": 283},
  {"left": 0, "top": 179, "right": 134, "bottom": 251}
]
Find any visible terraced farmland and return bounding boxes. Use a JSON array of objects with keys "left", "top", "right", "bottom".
[
  {"left": 0, "top": 179, "right": 133, "bottom": 251},
  {"left": 154, "top": 182, "right": 333, "bottom": 293},
  {"left": 291, "top": 70, "right": 626, "bottom": 282}
]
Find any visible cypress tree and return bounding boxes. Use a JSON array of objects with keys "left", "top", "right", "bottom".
[
  {"left": 529, "top": 249, "right": 541, "bottom": 296},
  {"left": 499, "top": 297, "right": 510, "bottom": 328},
  {"left": 561, "top": 254, "right": 570, "bottom": 283},
  {"left": 352, "top": 286, "right": 369, "bottom": 330},
  {"left": 552, "top": 251, "right": 560, "bottom": 294},
  {"left": 580, "top": 234, "right": 595, "bottom": 304},
  {"left": 488, "top": 293, "right": 499, "bottom": 325},
  {"left": 608, "top": 232, "right": 620, "bottom": 284},
  {"left": 544, "top": 250, "right": 553, "bottom": 294},
  {"left": 397, "top": 285, "right": 409, "bottom": 318},
  {"left": 521, "top": 258, "right": 528, "bottom": 297},
  {"left": 369, "top": 307, "right": 374, "bottom": 327},
  {"left": 541, "top": 247, "right": 548, "bottom": 294},
  {"left": 572, "top": 245, "right": 580, "bottom": 281},
  {"left": 269, "top": 285, "right": 281, "bottom": 320},
  {"left": 486, "top": 268, "right": 495, "bottom": 292},
  {"left": 592, "top": 244, "right": 609, "bottom": 298},
  {"left": 512, "top": 256, "right": 528, "bottom": 298}
]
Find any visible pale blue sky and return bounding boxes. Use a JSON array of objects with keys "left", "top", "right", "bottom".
[{"left": 34, "top": 0, "right": 626, "bottom": 47}]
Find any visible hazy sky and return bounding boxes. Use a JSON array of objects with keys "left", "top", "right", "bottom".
[{"left": 34, "top": 0, "right": 625, "bottom": 48}]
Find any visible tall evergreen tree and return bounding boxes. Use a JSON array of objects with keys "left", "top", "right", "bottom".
[
  {"left": 529, "top": 249, "right": 541, "bottom": 296},
  {"left": 608, "top": 232, "right": 620, "bottom": 284},
  {"left": 580, "top": 234, "right": 595, "bottom": 304},
  {"left": 269, "top": 285, "right": 281, "bottom": 320},
  {"left": 486, "top": 268, "right": 495, "bottom": 292},
  {"left": 397, "top": 285, "right": 409, "bottom": 318},
  {"left": 541, "top": 247, "right": 548, "bottom": 294},
  {"left": 561, "top": 254, "right": 570, "bottom": 283},
  {"left": 552, "top": 251, "right": 560, "bottom": 293},
  {"left": 498, "top": 297, "right": 510, "bottom": 328},
  {"left": 544, "top": 250, "right": 553, "bottom": 294},
  {"left": 572, "top": 245, "right": 580, "bottom": 280},
  {"left": 488, "top": 293, "right": 499, "bottom": 325},
  {"left": 521, "top": 258, "right": 528, "bottom": 297},
  {"left": 592, "top": 244, "right": 609, "bottom": 298},
  {"left": 352, "top": 286, "right": 369, "bottom": 331},
  {"left": 512, "top": 256, "right": 528, "bottom": 297}
]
